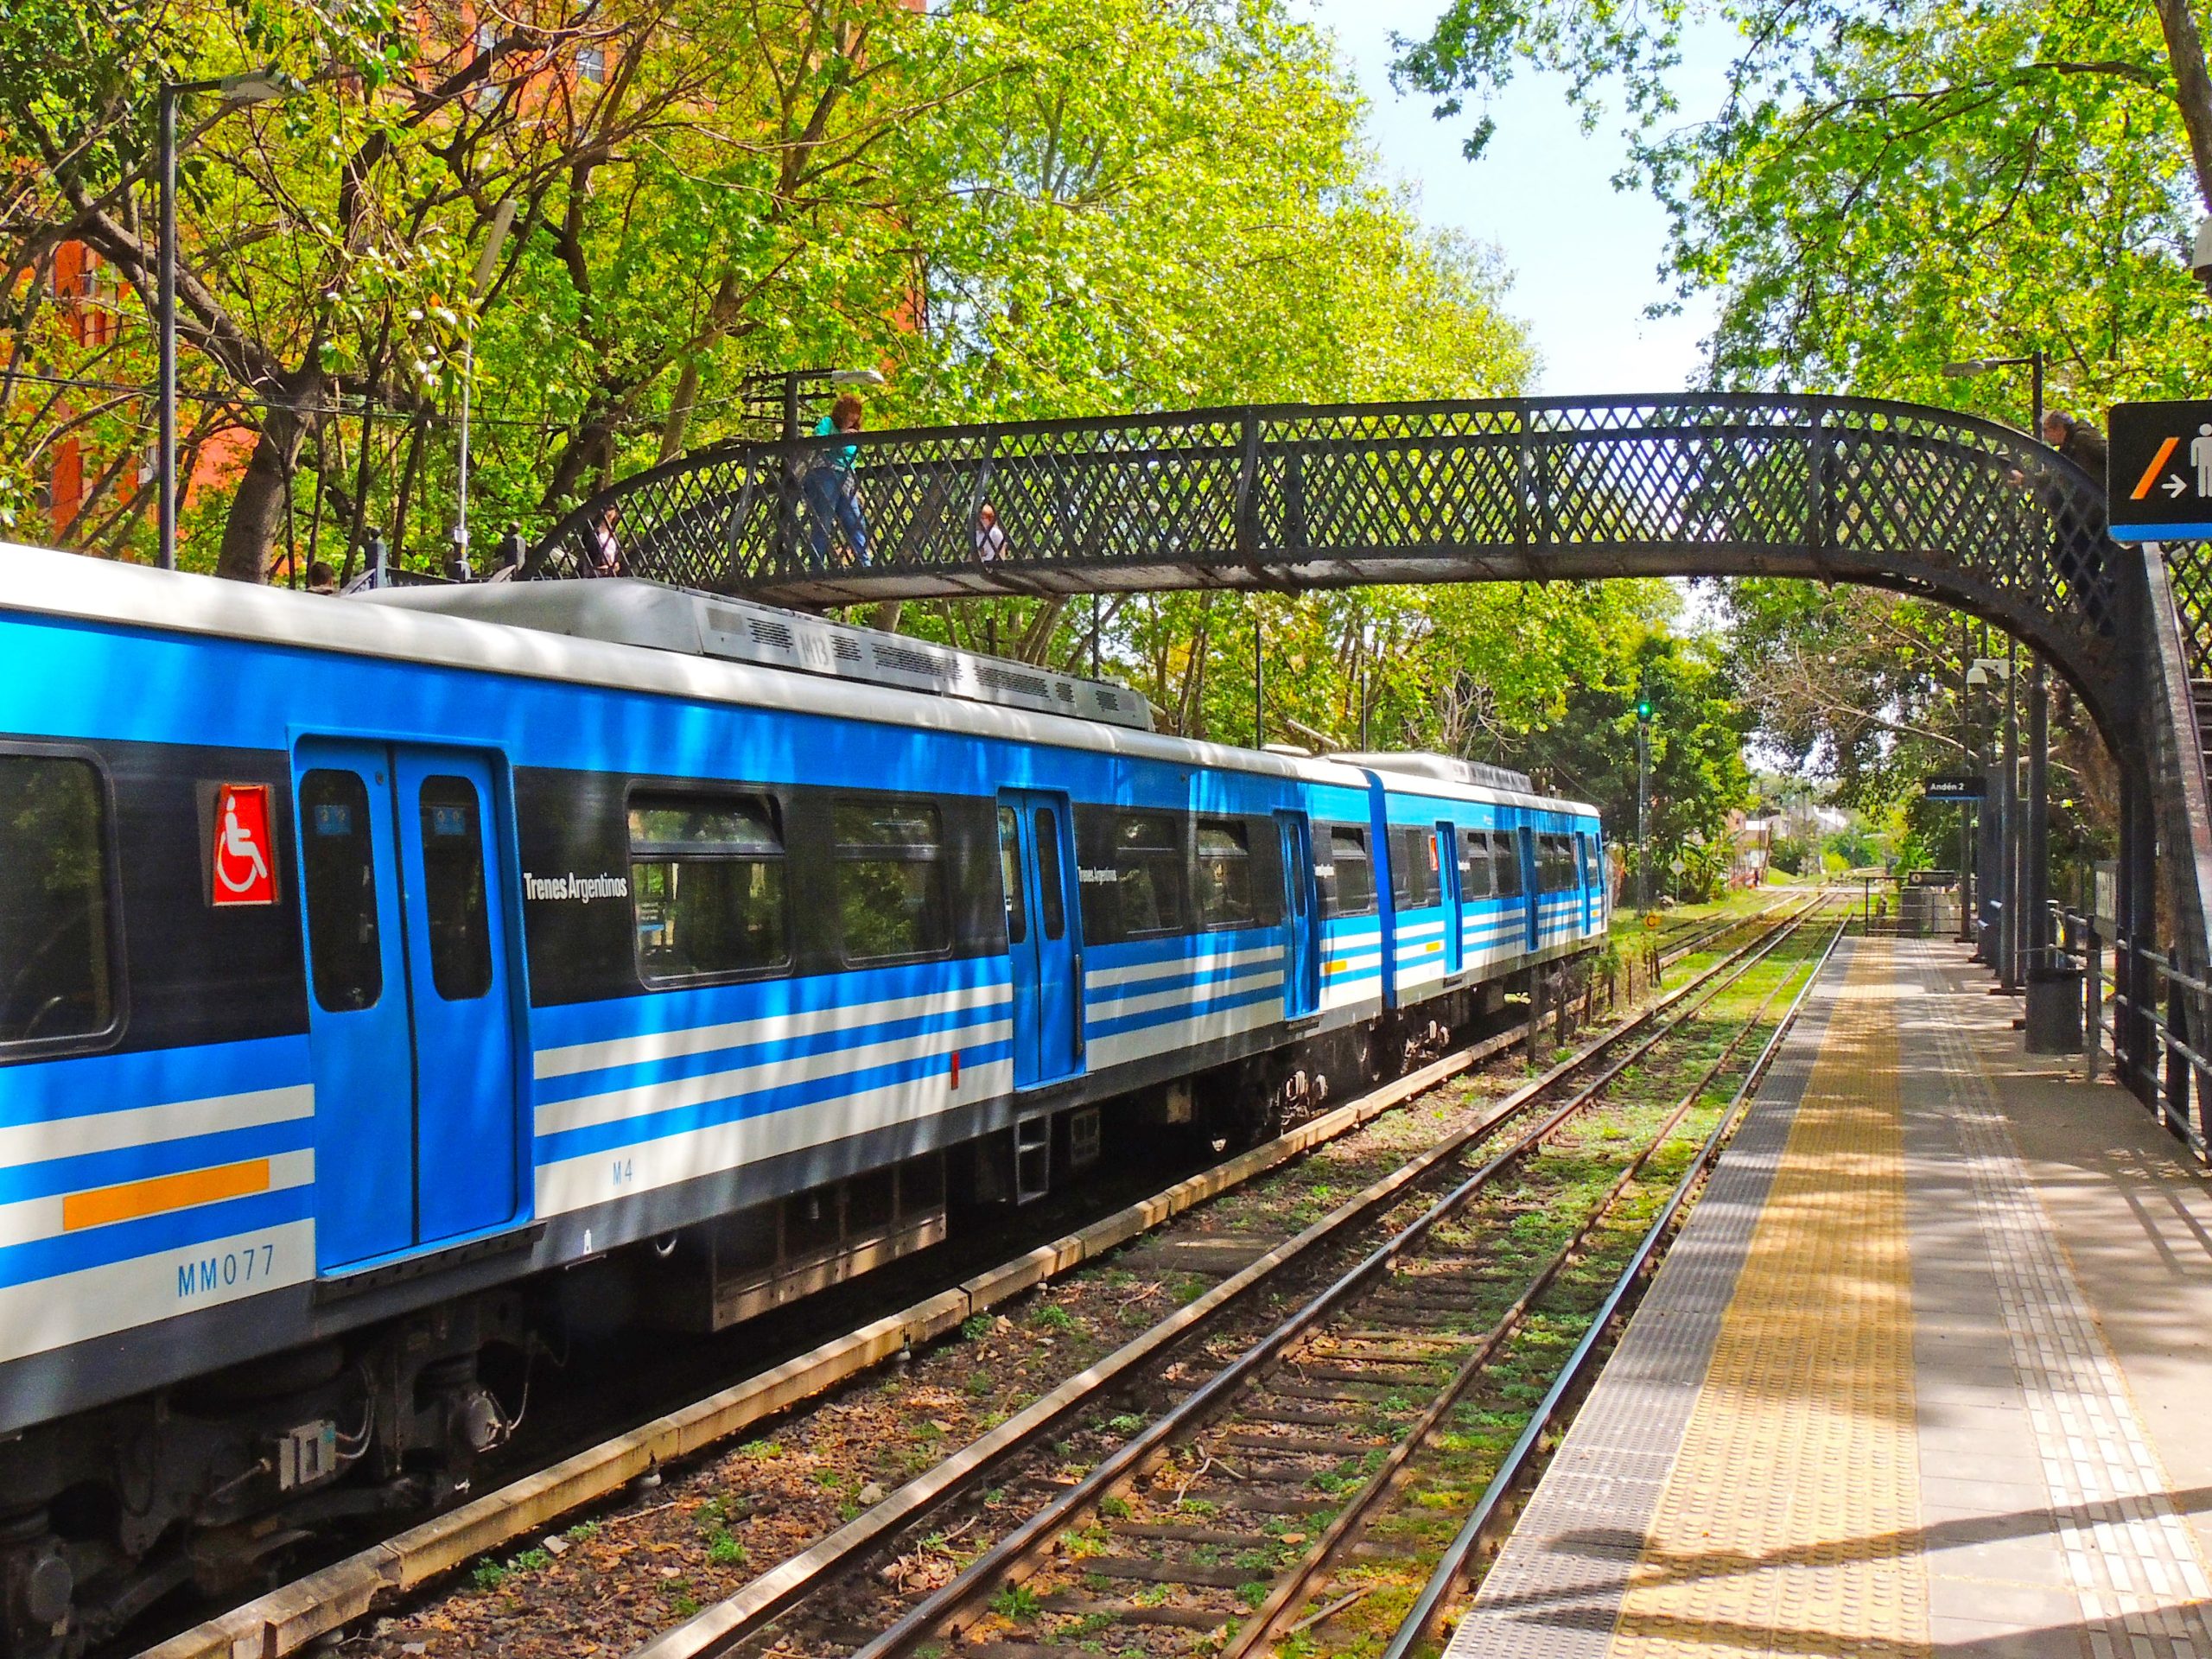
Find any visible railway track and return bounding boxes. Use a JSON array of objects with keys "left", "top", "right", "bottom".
[
  {"left": 135, "top": 897, "right": 1809, "bottom": 1659},
  {"left": 582, "top": 900, "right": 1835, "bottom": 1659}
]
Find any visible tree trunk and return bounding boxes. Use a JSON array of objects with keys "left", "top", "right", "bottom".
[
  {"left": 2153, "top": 0, "right": 2212, "bottom": 212},
  {"left": 216, "top": 384, "right": 316, "bottom": 583},
  {"left": 659, "top": 356, "right": 702, "bottom": 462}
]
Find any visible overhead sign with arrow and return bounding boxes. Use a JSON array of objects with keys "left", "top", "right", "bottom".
[{"left": 2109, "top": 399, "right": 2212, "bottom": 542}]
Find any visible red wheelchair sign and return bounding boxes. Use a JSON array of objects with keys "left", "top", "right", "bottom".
[{"left": 212, "top": 783, "right": 276, "bottom": 906}]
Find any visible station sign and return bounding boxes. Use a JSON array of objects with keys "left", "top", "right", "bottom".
[
  {"left": 2109, "top": 400, "right": 2212, "bottom": 542},
  {"left": 1923, "top": 774, "right": 1985, "bottom": 803}
]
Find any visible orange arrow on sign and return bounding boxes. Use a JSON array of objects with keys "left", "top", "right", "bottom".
[{"left": 2133, "top": 435, "right": 2182, "bottom": 500}]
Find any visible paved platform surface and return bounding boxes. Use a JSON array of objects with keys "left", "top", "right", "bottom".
[{"left": 1446, "top": 934, "right": 2212, "bottom": 1659}]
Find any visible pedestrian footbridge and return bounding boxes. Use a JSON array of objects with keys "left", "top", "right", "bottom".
[{"left": 531, "top": 393, "right": 2212, "bottom": 1160}]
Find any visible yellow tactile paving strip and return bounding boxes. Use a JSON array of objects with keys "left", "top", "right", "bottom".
[{"left": 1606, "top": 938, "right": 1931, "bottom": 1659}]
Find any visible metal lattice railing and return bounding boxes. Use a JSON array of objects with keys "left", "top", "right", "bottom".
[{"left": 533, "top": 393, "right": 2129, "bottom": 698}]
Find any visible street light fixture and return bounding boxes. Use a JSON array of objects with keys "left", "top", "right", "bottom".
[
  {"left": 739, "top": 366, "right": 888, "bottom": 442},
  {"left": 157, "top": 67, "right": 299, "bottom": 571},
  {"left": 1941, "top": 350, "right": 2045, "bottom": 440}
]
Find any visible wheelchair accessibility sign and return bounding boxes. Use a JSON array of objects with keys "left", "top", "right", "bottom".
[{"left": 211, "top": 783, "right": 276, "bottom": 906}]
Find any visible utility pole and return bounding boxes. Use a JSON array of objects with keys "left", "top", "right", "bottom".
[
  {"left": 451, "top": 198, "right": 517, "bottom": 577},
  {"left": 1253, "top": 612, "right": 1265, "bottom": 748}
]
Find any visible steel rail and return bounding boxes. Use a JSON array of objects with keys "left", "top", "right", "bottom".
[
  {"left": 622, "top": 899, "right": 1823, "bottom": 1659},
  {"left": 1380, "top": 912, "right": 1849, "bottom": 1658},
  {"left": 841, "top": 903, "right": 1830, "bottom": 1659},
  {"left": 1228, "top": 912, "right": 1826, "bottom": 1652}
]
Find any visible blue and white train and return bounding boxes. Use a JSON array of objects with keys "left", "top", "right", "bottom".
[{"left": 0, "top": 545, "right": 1603, "bottom": 1652}]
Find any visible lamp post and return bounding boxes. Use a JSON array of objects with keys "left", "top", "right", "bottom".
[
  {"left": 1966, "top": 653, "right": 2012, "bottom": 971},
  {"left": 157, "top": 69, "right": 296, "bottom": 571}
]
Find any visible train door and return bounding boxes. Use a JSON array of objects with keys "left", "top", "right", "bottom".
[
  {"left": 1518, "top": 826, "right": 1539, "bottom": 951},
  {"left": 294, "top": 740, "right": 523, "bottom": 1272},
  {"left": 998, "top": 790, "right": 1084, "bottom": 1088},
  {"left": 1435, "top": 821, "right": 1464, "bottom": 976},
  {"left": 1275, "top": 811, "right": 1319, "bottom": 1018}
]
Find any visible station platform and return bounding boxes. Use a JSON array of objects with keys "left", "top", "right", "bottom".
[{"left": 1449, "top": 934, "right": 2212, "bottom": 1659}]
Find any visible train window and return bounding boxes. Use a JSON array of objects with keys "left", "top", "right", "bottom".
[
  {"left": 629, "top": 793, "right": 789, "bottom": 982},
  {"left": 1112, "top": 812, "right": 1187, "bottom": 937},
  {"left": 1194, "top": 819, "right": 1255, "bottom": 929},
  {"left": 834, "top": 799, "right": 950, "bottom": 962},
  {"left": 300, "top": 769, "right": 383, "bottom": 1013},
  {"left": 1392, "top": 827, "right": 1440, "bottom": 909},
  {"left": 418, "top": 776, "right": 493, "bottom": 1001},
  {"left": 1324, "top": 826, "right": 1376, "bottom": 916},
  {"left": 1033, "top": 809, "right": 1067, "bottom": 941},
  {"left": 1492, "top": 832, "right": 1524, "bottom": 897},
  {"left": 1459, "top": 832, "right": 1494, "bottom": 899},
  {"left": 1543, "top": 836, "right": 1577, "bottom": 892},
  {"left": 997, "top": 809, "right": 1027, "bottom": 946},
  {"left": 0, "top": 754, "right": 117, "bottom": 1047}
]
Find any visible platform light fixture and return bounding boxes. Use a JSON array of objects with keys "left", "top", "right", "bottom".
[{"left": 1965, "top": 658, "right": 2012, "bottom": 687}]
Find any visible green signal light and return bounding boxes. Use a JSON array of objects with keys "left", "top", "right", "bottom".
[{"left": 1636, "top": 697, "right": 1653, "bottom": 721}]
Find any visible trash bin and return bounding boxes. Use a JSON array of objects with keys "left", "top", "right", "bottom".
[{"left": 2025, "top": 964, "right": 2083, "bottom": 1054}]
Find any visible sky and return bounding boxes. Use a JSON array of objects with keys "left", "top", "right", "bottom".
[{"left": 1300, "top": 0, "right": 1737, "bottom": 397}]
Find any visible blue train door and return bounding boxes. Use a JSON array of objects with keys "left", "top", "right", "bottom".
[
  {"left": 998, "top": 791, "right": 1083, "bottom": 1088},
  {"left": 1436, "top": 821, "right": 1464, "bottom": 976},
  {"left": 1518, "top": 826, "right": 1539, "bottom": 951},
  {"left": 294, "top": 741, "right": 522, "bottom": 1271},
  {"left": 1275, "top": 811, "right": 1319, "bottom": 1017}
]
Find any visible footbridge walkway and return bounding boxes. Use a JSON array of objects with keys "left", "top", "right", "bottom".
[{"left": 528, "top": 393, "right": 2212, "bottom": 1159}]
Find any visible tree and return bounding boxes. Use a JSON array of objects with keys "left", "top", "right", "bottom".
[{"left": 1392, "top": 0, "right": 2212, "bottom": 410}]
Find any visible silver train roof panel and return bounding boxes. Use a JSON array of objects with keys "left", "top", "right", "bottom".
[
  {"left": 1334, "top": 751, "right": 1536, "bottom": 794},
  {"left": 360, "top": 578, "right": 1155, "bottom": 732}
]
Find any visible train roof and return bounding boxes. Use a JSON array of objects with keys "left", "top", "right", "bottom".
[
  {"left": 0, "top": 544, "right": 1595, "bottom": 817},
  {"left": 361, "top": 577, "right": 1160, "bottom": 732}
]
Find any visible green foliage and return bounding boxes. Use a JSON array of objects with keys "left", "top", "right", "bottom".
[
  {"left": 1767, "top": 836, "right": 1809, "bottom": 876},
  {"left": 1393, "top": 0, "right": 2212, "bottom": 412}
]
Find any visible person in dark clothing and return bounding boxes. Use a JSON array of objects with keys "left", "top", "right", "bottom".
[
  {"left": 2042, "top": 410, "right": 2109, "bottom": 478},
  {"left": 2034, "top": 411, "right": 2110, "bottom": 633}
]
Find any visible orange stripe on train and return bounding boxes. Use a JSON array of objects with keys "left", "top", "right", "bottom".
[{"left": 62, "top": 1159, "right": 272, "bottom": 1232}]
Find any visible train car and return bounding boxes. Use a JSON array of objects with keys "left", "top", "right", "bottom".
[{"left": 0, "top": 548, "right": 1601, "bottom": 1654}]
